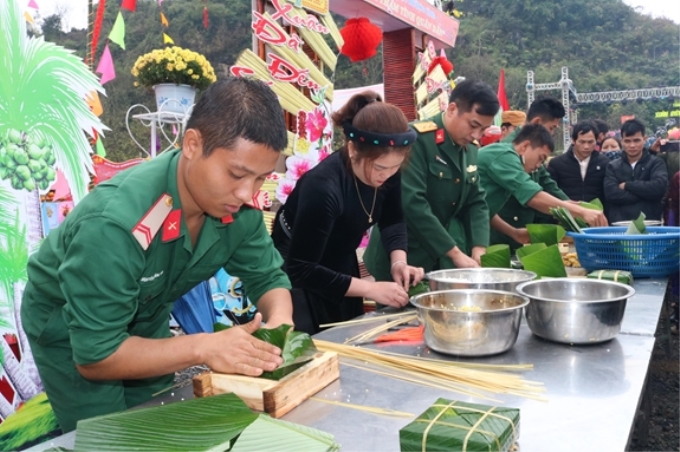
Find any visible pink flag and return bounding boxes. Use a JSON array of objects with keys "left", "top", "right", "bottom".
[
  {"left": 28, "top": 0, "right": 39, "bottom": 9},
  {"left": 95, "top": 44, "right": 116, "bottom": 85}
]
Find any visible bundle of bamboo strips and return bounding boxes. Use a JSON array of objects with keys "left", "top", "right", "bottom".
[
  {"left": 234, "top": 50, "right": 315, "bottom": 114},
  {"left": 343, "top": 314, "right": 418, "bottom": 344},
  {"left": 287, "top": 8, "right": 337, "bottom": 71},
  {"left": 319, "top": 311, "right": 416, "bottom": 329},
  {"left": 418, "top": 101, "right": 442, "bottom": 121},
  {"left": 262, "top": 12, "right": 333, "bottom": 101},
  {"left": 320, "top": 14, "right": 343, "bottom": 50},
  {"left": 314, "top": 340, "right": 546, "bottom": 402}
]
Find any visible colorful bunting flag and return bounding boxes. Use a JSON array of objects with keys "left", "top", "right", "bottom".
[
  {"left": 158, "top": 0, "right": 163, "bottom": 5},
  {"left": 121, "top": 0, "right": 136, "bottom": 12},
  {"left": 160, "top": 12, "right": 168, "bottom": 27},
  {"left": 163, "top": 33, "right": 174, "bottom": 44},
  {"left": 27, "top": 0, "right": 39, "bottom": 9},
  {"left": 23, "top": 11, "right": 34, "bottom": 23},
  {"left": 85, "top": 90, "right": 104, "bottom": 117},
  {"left": 108, "top": 12, "right": 126, "bottom": 49},
  {"left": 96, "top": 137, "right": 107, "bottom": 157},
  {"left": 95, "top": 44, "right": 116, "bottom": 85},
  {"left": 494, "top": 68, "right": 509, "bottom": 126}
]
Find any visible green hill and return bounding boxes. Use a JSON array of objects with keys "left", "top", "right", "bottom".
[{"left": 41, "top": 0, "right": 679, "bottom": 160}]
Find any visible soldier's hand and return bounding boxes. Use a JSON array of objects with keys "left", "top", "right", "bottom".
[
  {"left": 581, "top": 208, "right": 608, "bottom": 227},
  {"left": 204, "top": 313, "right": 283, "bottom": 377},
  {"left": 368, "top": 282, "right": 409, "bottom": 308},
  {"left": 511, "top": 228, "right": 530, "bottom": 245},
  {"left": 470, "top": 246, "right": 486, "bottom": 266},
  {"left": 447, "top": 246, "right": 480, "bottom": 268},
  {"left": 391, "top": 262, "right": 425, "bottom": 292}
]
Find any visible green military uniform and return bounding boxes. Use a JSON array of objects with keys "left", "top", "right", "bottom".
[
  {"left": 477, "top": 141, "right": 543, "bottom": 217},
  {"left": 492, "top": 127, "right": 568, "bottom": 249},
  {"left": 21, "top": 149, "right": 290, "bottom": 432},
  {"left": 363, "top": 113, "right": 489, "bottom": 280}
]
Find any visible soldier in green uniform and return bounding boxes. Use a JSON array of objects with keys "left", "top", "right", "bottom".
[
  {"left": 21, "top": 78, "right": 294, "bottom": 432},
  {"left": 364, "top": 80, "right": 499, "bottom": 279},
  {"left": 478, "top": 124, "right": 607, "bottom": 243},
  {"left": 492, "top": 96, "right": 571, "bottom": 250}
]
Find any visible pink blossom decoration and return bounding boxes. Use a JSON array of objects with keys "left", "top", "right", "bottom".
[
  {"left": 275, "top": 178, "right": 296, "bottom": 204},
  {"left": 306, "top": 106, "right": 328, "bottom": 142},
  {"left": 285, "top": 155, "right": 313, "bottom": 181}
]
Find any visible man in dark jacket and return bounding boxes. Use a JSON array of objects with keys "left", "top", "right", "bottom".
[
  {"left": 604, "top": 119, "right": 668, "bottom": 223},
  {"left": 547, "top": 120, "right": 610, "bottom": 202}
]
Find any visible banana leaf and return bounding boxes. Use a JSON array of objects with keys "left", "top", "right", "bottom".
[
  {"left": 231, "top": 414, "right": 340, "bottom": 452},
  {"left": 481, "top": 244, "right": 512, "bottom": 268},
  {"left": 582, "top": 198, "right": 604, "bottom": 211},
  {"left": 626, "top": 212, "right": 648, "bottom": 235},
  {"left": 212, "top": 324, "right": 319, "bottom": 380},
  {"left": 515, "top": 243, "right": 547, "bottom": 260},
  {"left": 253, "top": 324, "right": 318, "bottom": 380},
  {"left": 408, "top": 280, "right": 430, "bottom": 298},
  {"left": 550, "top": 207, "right": 583, "bottom": 233},
  {"left": 518, "top": 244, "right": 567, "bottom": 278},
  {"left": 526, "top": 224, "right": 566, "bottom": 246},
  {"left": 73, "top": 393, "right": 258, "bottom": 451}
]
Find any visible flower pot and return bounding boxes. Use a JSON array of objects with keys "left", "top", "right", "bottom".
[{"left": 153, "top": 83, "right": 198, "bottom": 114}]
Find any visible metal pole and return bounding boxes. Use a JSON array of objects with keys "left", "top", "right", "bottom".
[
  {"left": 527, "top": 70, "right": 535, "bottom": 106},
  {"left": 561, "top": 67, "right": 571, "bottom": 149}
]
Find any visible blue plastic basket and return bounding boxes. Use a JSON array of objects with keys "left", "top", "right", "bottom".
[{"left": 567, "top": 227, "right": 680, "bottom": 278}]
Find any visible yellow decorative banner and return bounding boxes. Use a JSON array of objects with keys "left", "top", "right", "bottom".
[
  {"left": 163, "top": 33, "right": 174, "bottom": 44},
  {"left": 287, "top": 0, "right": 329, "bottom": 16}
]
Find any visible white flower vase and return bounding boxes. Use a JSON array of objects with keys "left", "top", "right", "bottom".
[{"left": 153, "top": 83, "right": 198, "bottom": 114}]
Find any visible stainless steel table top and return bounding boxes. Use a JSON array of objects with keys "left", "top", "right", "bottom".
[{"left": 28, "top": 278, "right": 667, "bottom": 452}]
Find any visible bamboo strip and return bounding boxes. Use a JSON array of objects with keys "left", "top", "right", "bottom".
[
  {"left": 319, "top": 311, "right": 416, "bottom": 328},
  {"left": 314, "top": 340, "right": 547, "bottom": 402},
  {"left": 343, "top": 314, "right": 418, "bottom": 344},
  {"left": 235, "top": 50, "right": 315, "bottom": 114},
  {"left": 310, "top": 397, "right": 414, "bottom": 418}
]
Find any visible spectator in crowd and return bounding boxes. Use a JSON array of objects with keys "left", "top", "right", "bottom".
[
  {"left": 479, "top": 124, "right": 607, "bottom": 245},
  {"left": 547, "top": 120, "right": 610, "bottom": 202},
  {"left": 500, "top": 110, "right": 526, "bottom": 140},
  {"left": 604, "top": 119, "right": 668, "bottom": 223},
  {"left": 592, "top": 119, "right": 610, "bottom": 151},
  {"left": 601, "top": 135, "right": 623, "bottom": 160}
]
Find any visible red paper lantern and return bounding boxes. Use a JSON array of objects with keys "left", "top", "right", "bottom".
[
  {"left": 427, "top": 56, "right": 454, "bottom": 76},
  {"left": 340, "top": 18, "right": 383, "bottom": 63}
]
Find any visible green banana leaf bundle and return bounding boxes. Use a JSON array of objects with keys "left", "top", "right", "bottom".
[
  {"left": 56, "top": 393, "right": 339, "bottom": 452},
  {"left": 516, "top": 243, "right": 567, "bottom": 278},
  {"left": 214, "top": 323, "right": 318, "bottom": 380},
  {"left": 399, "top": 398, "right": 519, "bottom": 452},
  {"left": 526, "top": 224, "right": 565, "bottom": 247},
  {"left": 409, "top": 280, "right": 431, "bottom": 298},
  {"left": 550, "top": 206, "right": 583, "bottom": 233},
  {"left": 481, "top": 244, "right": 512, "bottom": 268}
]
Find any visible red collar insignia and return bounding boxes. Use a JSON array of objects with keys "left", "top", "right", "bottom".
[
  {"left": 162, "top": 209, "right": 182, "bottom": 242},
  {"left": 221, "top": 214, "right": 234, "bottom": 224},
  {"left": 435, "top": 129, "right": 445, "bottom": 144}
]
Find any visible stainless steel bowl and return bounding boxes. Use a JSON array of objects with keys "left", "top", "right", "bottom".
[
  {"left": 426, "top": 268, "right": 537, "bottom": 293},
  {"left": 410, "top": 289, "right": 529, "bottom": 356},
  {"left": 612, "top": 220, "right": 663, "bottom": 226},
  {"left": 516, "top": 279, "right": 635, "bottom": 344}
]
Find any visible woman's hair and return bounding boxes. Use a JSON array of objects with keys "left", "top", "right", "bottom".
[
  {"left": 601, "top": 136, "right": 621, "bottom": 151},
  {"left": 332, "top": 90, "right": 411, "bottom": 164}
]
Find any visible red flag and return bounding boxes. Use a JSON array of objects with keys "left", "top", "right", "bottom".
[
  {"left": 121, "top": 0, "right": 137, "bottom": 12},
  {"left": 203, "top": 6, "right": 209, "bottom": 29},
  {"left": 497, "top": 68, "right": 509, "bottom": 111}
]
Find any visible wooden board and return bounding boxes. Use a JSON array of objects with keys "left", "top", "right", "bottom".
[{"left": 193, "top": 351, "right": 339, "bottom": 418}]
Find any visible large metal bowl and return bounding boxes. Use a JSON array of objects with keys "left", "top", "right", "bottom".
[
  {"left": 410, "top": 289, "right": 529, "bottom": 356},
  {"left": 426, "top": 268, "right": 537, "bottom": 293},
  {"left": 516, "top": 279, "right": 635, "bottom": 344}
]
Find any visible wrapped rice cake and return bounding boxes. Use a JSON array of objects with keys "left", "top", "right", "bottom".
[
  {"left": 587, "top": 270, "right": 633, "bottom": 285},
  {"left": 400, "top": 398, "right": 519, "bottom": 452}
]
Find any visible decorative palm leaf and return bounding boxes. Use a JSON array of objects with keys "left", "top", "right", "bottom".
[
  {"left": 0, "top": 210, "right": 28, "bottom": 305},
  {"left": 0, "top": 392, "right": 59, "bottom": 451},
  {"left": 0, "top": 185, "right": 15, "bottom": 233},
  {"left": 0, "top": 0, "right": 107, "bottom": 203}
]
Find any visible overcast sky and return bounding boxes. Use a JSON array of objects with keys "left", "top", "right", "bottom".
[{"left": 32, "top": 0, "right": 680, "bottom": 30}]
